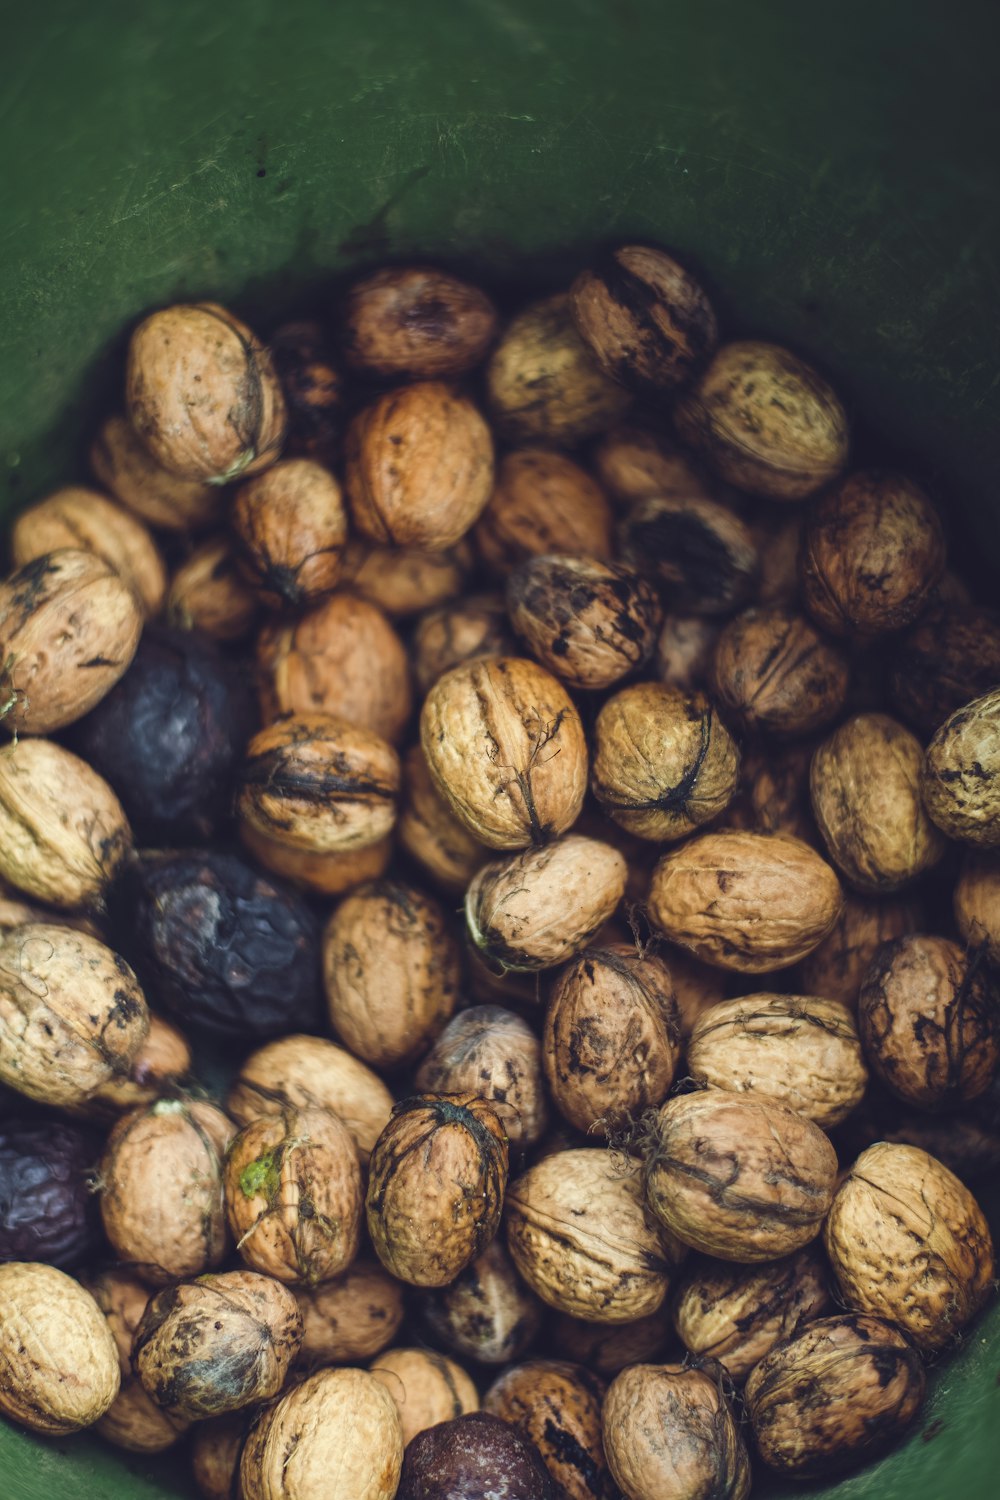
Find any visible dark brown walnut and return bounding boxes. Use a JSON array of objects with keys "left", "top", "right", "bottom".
[
  {"left": 551, "top": 1312, "right": 670, "bottom": 1375},
  {"left": 323, "top": 879, "right": 460, "bottom": 1069},
  {"left": 99, "top": 1099, "right": 234, "bottom": 1285},
  {"left": 342, "top": 265, "right": 498, "bottom": 378},
  {"left": 238, "top": 712, "right": 400, "bottom": 854},
  {"left": 167, "top": 536, "right": 260, "bottom": 641},
  {"left": 421, "top": 655, "right": 588, "bottom": 849},
  {"left": 191, "top": 1414, "right": 248, "bottom": 1500},
  {"left": 417, "top": 1238, "right": 544, "bottom": 1365},
  {"left": 620, "top": 494, "right": 758, "bottom": 616},
  {"left": 824, "top": 1141, "right": 995, "bottom": 1352},
  {"left": 665, "top": 943, "right": 727, "bottom": 1039},
  {"left": 486, "top": 293, "right": 631, "bottom": 446},
  {"left": 591, "top": 682, "right": 740, "bottom": 842},
  {"left": 955, "top": 854, "right": 1000, "bottom": 965},
  {"left": 922, "top": 686, "right": 1000, "bottom": 847},
  {"left": 90, "top": 412, "right": 224, "bottom": 531},
  {"left": 11, "top": 486, "right": 166, "bottom": 618},
  {"left": 240, "top": 823, "right": 393, "bottom": 897},
  {"left": 223, "top": 1107, "right": 362, "bottom": 1285},
  {"left": 416, "top": 1005, "right": 547, "bottom": 1147},
  {"left": 366, "top": 1093, "right": 509, "bottom": 1287},
  {"left": 464, "top": 939, "right": 543, "bottom": 1011},
  {"left": 655, "top": 614, "right": 720, "bottom": 692},
  {"left": 295, "top": 1257, "right": 404, "bottom": 1368},
  {"left": 232, "top": 458, "right": 348, "bottom": 608},
  {"left": 800, "top": 470, "right": 945, "bottom": 637},
  {"left": 571, "top": 244, "right": 718, "bottom": 395},
  {"left": 594, "top": 424, "right": 742, "bottom": 509},
  {"left": 505, "top": 1147, "right": 682, "bottom": 1323},
  {"left": 602, "top": 1362, "right": 751, "bottom": 1500},
  {"left": 543, "top": 943, "right": 680, "bottom": 1136},
  {"left": 0, "top": 549, "right": 143, "bottom": 735},
  {"left": 475, "top": 448, "right": 614, "bottom": 576},
  {"left": 507, "top": 555, "right": 662, "bottom": 692},
  {"left": 725, "top": 738, "right": 817, "bottom": 843},
  {"left": 256, "top": 592, "right": 412, "bottom": 745},
  {"left": 858, "top": 934, "right": 999, "bottom": 1109},
  {"left": 799, "top": 890, "right": 921, "bottom": 1009},
  {"left": 889, "top": 606, "right": 1000, "bottom": 733},
  {"left": 342, "top": 536, "right": 469, "bottom": 619},
  {"left": 674, "top": 339, "right": 849, "bottom": 501},
  {"left": 484, "top": 1360, "right": 616, "bottom": 1500},
  {"left": 75, "top": 1012, "right": 192, "bottom": 1122},
  {"left": 412, "top": 593, "right": 515, "bottom": 694},
  {"left": 672, "top": 1247, "right": 832, "bottom": 1383},
  {"left": 751, "top": 507, "right": 805, "bottom": 605},
  {"left": 134, "top": 1269, "right": 303, "bottom": 1421},
  {"left": 269, "top": 320, "right": 343, "bottom": 466},
  {"left": 397, "top": 744, "right": 489, "bottom": 893},
  {"left": 811, "top": 713, "right": 947, "bottom": 889},
  {"left": 841, "top": 1087, "right": 1000, "bottom": 1185},
  {"left": 644, "top": 1091, "right": 838, "bottom": 1260},
  {"left": 344, "top": 381, "right": 494, "bottom": 550},
  {"left": 398, "top": 1411, "right": 554, "bottom": 1500},
  {"left": 712, "top": 605, "right": 850, "bottom": 736},
  {"left": 0, "top": 924, "right": 148, "bottom": 1108},
  {"left": 126, "top": 302, "right": 286, "bottom": 483},
  {"left": 745, "top": 1313, "right": 925, "bottom": 1477},
  {"left": 467, "top": 836, "right": 627, "bottom": 972},
  {"left": 687, "top": 993, "right": 868, "bottom": 1129},
  {"left": 85, "top": 1269, "right": 190, "bottom": 1453},
  {"left": 371, "top": 1347, "right": 479, "bottom": 1445},
  {"left": 0, "top": 875, "right": 103, "bottom": 934}
]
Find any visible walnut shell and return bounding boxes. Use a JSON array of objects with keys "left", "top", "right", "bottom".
[
  {"left": 167, "top": 536, "right": 260, "bottom": 641},
  {"left": 342, "top": 266, "right": 498, "bottom": 378},
  {"left": 11, "top": 486, "right": 166, "bottom": 617},
  {"left": 397, "top": 743, "right": 489, "bottom": 893},
  {"left": 370, "top": 1347, "right": 479, "bottom": 1444},
  {"left": 323, "top": 879, "right": 460, "bottom": 1069},
  {"left": 712, "top": 605, "right": 850, "bottom": 736},
  {"left": 240, "top": 824, "right": 393, "bottom": 898},
  {"left": 74, "top": 1012, "right": 192, "bottom": 1122},
  {"left": 591, "top": 683, "right": 740, "bottom": 841},
  {"left": 823, "top": 1140, "right": 994, "bottom": 1352},
  {"left": 191, "top": 1415, "right": 248, "bottom": 1500},
  {"left": 955, "top": 855, "right": 1000, "bottom": 965},
  {"left": 724, "top": 738, "right": 817, "bottom": 843},
  {"left": 643, "top": 1091, "right": 838, "bottom": 1260},
  {"left": 551, "top": 1311, "right": 670, "bottom": 1374},
  {"left": 295, "top": 1258, "right": 404, "bottom": 1368},
  {"left": 751, "top": 507, "right": 805, "bottom": 606},
  {"left": 674, "top": 340, "right": 849, "bottom": 501},
  {"left": 85, "top": 1268, "right": 190, "bottom": 1453},
  {"left": 342, "top": 536, "right": 469, "bottom": 618},
  {"left": 484, "top": 1360, "right": 614, "bottom": 1500},
  {"left": 416, "top": 1005, "right": 548, "bottom": 1147},
  {"left": 666, "top": 943, "right": 728, "bottom": 1039},
  {"left": 889, "top": 606, "right": 1000, "bottom": 733},
  {"left": 417, "top": 1237, "right": 543, "bottom": 1365},
  {"left": 233, "top": 458, "right": 348, "bottom": 607},
  {"left": 648, "top": 830, "right": 843, "bottom": 972},
  {"left": 269, "top": 320, "right": 343, "bottom": 466},
  {"left": 91, "top": 413, "right": 224, "bottom": 531},
  {"left": 475, "top": 448, "right": 614, "bottom": 574},
  {"left": 366, "top": 1093, "right": 509, "bottom": 1287},
  {"left": 602, "top": 1362, "right": 751, "bottom": 1500},
  {"left": 656, "top": 613, "right": 720, "bottom": 692},
  {"left": 798, "top": 891, "right": 922, "bottom": 1009},
  {"left": 505, "top": 1147, "right": 682, "bottom": 1323},
  {"left": 620, "top": 494, "right": 758, "bottom": 616},
  {"left": 126, "top": 302, "right": 286, "bottom": 483},
  {"left": 811, "top": 713, "right": 947, "bottom": 889},
  {"left": 594, "top": 425, "right": 729, "bottom": 509},
  {"left": 0, "top": 1262, "right": 120, "bottom": 1435},
  {"left": 922, "top": 687, "right": 1000, "bottom": 847},
  {"left": 412, "top": 592, "right": 515, "bottom": 694}
]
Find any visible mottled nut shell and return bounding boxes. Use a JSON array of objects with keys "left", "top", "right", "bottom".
[
  {"left": 687, "top": 993, "right": 868, "bottom": 1129},
  {"left": 484, "top": 1360, "right": 614, "bottom": 1500},
  {"left": 475, "top": 448, "right": 614, "bottom": 574},
  {"left": 889, "top": 606, "right": 1000, "bottom": 733},
  {"left": 91, "top": 413, "right": 224, "bottom": 531},
  {"left": 505, "top": 1147, "right": 681, "bottom": 1323},
  {"left": 602, "top": 1363, "right": 751, "bottom": 1500},
  {"left": 823, "top": 1141, "right": 995, "bottom": 1352},
  {"left": 467, "top": 836, "right": 627, "bottom": 972},
  {"left": 167, "top": 536, "right": 260, "bottom": 641},
  {"left": 620, "top": 495, "right": 758, "bottom": 616},
  {"left": 85, "top": 1269, "right": 190, "bottom": 1453},
  {"left": 416, "top": 1005, "right": 548, "bottom": 1147},
  {"left": 674, "top": 340, "right": 849, "bottom": 501},
  {"left": 922, "top": 687, "right": 1000, "bottom": 847},
  {"left": 371, "top": 1347, "right": 479, "bottom": 1444},
  {"left": 417, "top": 1238, "right": 543, "bottom": 1365},
  {"left": 323, "top": 880, "right": 460, "bottom": 1069},
  {"left": 421, "top": 655, "right": 587, "bottom": 849},
  {"left": 401, "top": 1411, "right": 554, "bottom": 1500},
  {"left": 955, "top": 855, "right": 1000, "bottom": 965},
  {"left": 0, "top": 924, "right": 148, "bottom": 1107},
  {"left": 241, "top": 822, "right": 393, "bottom": 898},
  {"left": 412, "top": 593, "right": 515, "bottom": 694},
  {"left": 800, "top": 471, "right": 945, "bottom": 637},
  {"left": 232, "top": 458, "right": 348, "bottom": 607},
  {"left": 656, "top": 614, "right": 720, "bottom": 692},
  {"left": 191, "top": 1415, "right": 247, "bottom": 1500},
  {"left": 648, "top": 830, "right": 843, "bottom": 972},
  {"left": 712, "top": 606, "right": 849, "bottom": 736},
  {"left": 343, "top": 537, "right": 469, "bottom": 619},
  {"left": 487, "top": 294, "right": 631, "bottom": 445},
  {"left": 591, "top": 683, "right": 740, "bottom": 842},
  {"left": 799, "top": 891, "right": 922, "bottom": 1009},
  {"left": 0, "top": 1262, "right": 120, "bottom": 1435},
  {"left": 644, "top": 1091, "right": 837, "bottom": 1260},
  {"left": 858, "top": 935, "right": 999, "bottom": 1109},
  {"left": 398, "top": 744, "right": 489, "bottom": 892},
  {"left": 100, "top": 1099, "right": 234, "bottom": 1285},
  {"left": 342, "top": 266, "right": 498, "bottom": 378},
  {"left": 552, "top": 1312, "right": 670, "bottom": 1374},
  {"left": 295, "top": 1258, "right": 404, "bottom": 1368},
  {"left": 241, "top": 1366, "right": 403, "bottom": 1500},
  {"left": 223, "top": 1108, "right": 362, "bottom": 1285},
  {"left": 238, "top": 712, "right": 400, "bottom": 854},
  {"left": 134, "top": 1270, "right": 303, "bottom": 1420},
  {"left": 11, "top": 486, "right": 166, "bottom": 618},
  {"left": 0, "top": 550, "right": 143, "bottom": 734},
  {"left": 126, "top": 302, "right": 286, "bottom": 483},
  {"left": 812, "top": 713, "right": 947, "bottom": 889},
  {"left": 344, "top": 382, "right": 494, "bottom": 550},
  {"left": 366, "top": 1093, "right": 509, "bottom": 1287},
  {"left": 745, "top": 1313, "right": 925, "bottom": 1477},
  {"left": 672, "top": 1248, "right": 832, "bottom": 1382},
  {"left": 544, "top": 944, "right": 680, "bottom": 1135}
]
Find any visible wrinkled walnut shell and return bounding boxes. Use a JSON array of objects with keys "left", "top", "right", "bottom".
[
  {"left": 476, "top": 448, "right": 614, "bottom": 574},
  {"left": 342, "top": 265, "right": 498, "bottom": 378},
  {"left": 416, "top": 1004, "right": 547, "bottom": 1147},
  {"left": 602, "top": 1362, "right": 751, "bottom": 1500},
  {"left": 921, "top": 687, "right": 1000, "bottom": 847},
  {"left": 11, "top": 486, "right": 166, "bottom": 618},
  {"left": 233, "top": 458, "right": 348, "bottom": 608}
]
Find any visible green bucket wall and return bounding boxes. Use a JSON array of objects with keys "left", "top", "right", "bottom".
[{"left": 3, "top": 0, "right": 999, "bottom": 1496}]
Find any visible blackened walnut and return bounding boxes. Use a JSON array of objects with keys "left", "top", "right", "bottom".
[
  {"left": 232, "top": 458, "right": 348, "bottom": 608},
  {"left": 602, "top": 1362, "right": 751, "bottom": 1500},
  {"left": 416, "top": 1005, "right": 547, "bottom": 1148},
  {"left": 475, "top": 448, "right": 614, "bottom": 574},
  {"left": 398, "top": 1411, "right": 554, "bottom": 1500},
  {"left": 889, "top": 606, "right": 1000, "bottom": 733},
  {"left": 921, "top": 686, "right": 1000, "bottom": 847},
  {"left": 342, "top": 265, "right": 499, "bottom": 378},
  {"left": 712, "top": 605, "right": 850, "bottom": 736},
  {"left": 417, "top": 1238, "right": 544, "bottom": 1366},
  {"left": 484, "top": 1360, "right": 616, "bottom": 1500},
  {"left": 270, "top": 320, "right": 343, "bottom": 465},
  {"left": 0, "top": 1117, "right": 102, "bottom": 1268},
  {"left": 620, "top": 494, "right": 758, "bottom": 615}
]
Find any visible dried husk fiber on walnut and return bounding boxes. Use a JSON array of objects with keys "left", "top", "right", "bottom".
[
  {"left": 484, "top": 1359, "right": 616, "bottom": 1500},
  {"left": 921, "top": 687, "right": 1000, "bottom": 847},
  {"left": 602, "top": 1361, "right": 751, "bottom": 1500}
]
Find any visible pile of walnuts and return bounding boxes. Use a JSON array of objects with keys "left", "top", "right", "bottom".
[{"left": 0, "top": 248, "right": 998, "bottom": 1500}]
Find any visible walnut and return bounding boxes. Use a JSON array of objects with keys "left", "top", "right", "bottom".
[
  {"left": 800, "top": 471, "right": 945, "bottom": 636},
  {"left": 420, "top": 655, "right": 588, "bottom": 849},
  {"left": 811, "top": 713, "right": 947, "bottom": 889},
  {"left": 412, "top": 592, "right": 515, "bottom": 694},
  {"left": 167, "top": 536, "right": 260, "bottom": 641},
  {"left": 823, "top": 1141, "right": 994, "bottom": 1352},
  {"left": 799, "top": 891, "right": 921, "bottom": 1009},
  {"left": 643, "top": 1091, "right": 837, "bottom": 1260},
  {"left": 602, "top": 1362, "right": 751, "bottom": 1500},
  {"left": 191, "top": 1415, "right": 248, "bottom": 1500},
  {"left": 656, "top": 614, "right": 720, "bottom": 692},
  {"left": 91, "top": 413, "right": 224, "bottom": 531},
  {"left": 232, "top": 458, "right": 348, "bottom": 607},
  {"left": 475, "top": 448, "right": 614, "bottom": 574},
  {"left": 126, "top": 302, "right": 286, "bottom": 483},
  {"left": 269, "top": 320, "right": 343, "bottom": 467},
  {"left": 295, "top": 1258, "right": 404, "bottom": 1368},
  {"left": 11, "top": 486, "right": 166, "bottom": 617},
  {"left": 344, "top": 381, "right": 494, "bottom": 550},
  {"left": 484, "top": 1360, "right": 615, "bottom": 1500},
  {"left": 620, "top": 494, "right": 758, "bottom": 615},
  {"left": 724, "top": 738, "right": 817, "bottom": 843},
  {"left": 591, "top": 683, "right": 740, "bottom": 842},
  {"left": 674, "top": 340, "right": 849, "bottom": 501},
  {"left": 955, "top": 854, "right": 1000, "bottom": 965},
  {"left": 370, "top": 1348, "right": 479, "bottom": 1444},
  {"left": 666, "top": 943, "right": 727, "bottom": 1039},
  {"left": 365, "top": 1093, "right": 509, "bottom": 1287},
  {"left": 342, "top": 265, "right": 498, "bottom": 378},
  {"left": 240, "top": 824, "right": 393, "bottom": 898},
  {"left": 342, "top": 536, "right": 469, "bottom": 618},
  {"left": 416, "top": 1238, "right": 543, "bottom": 1365},
  {"left": 751, "top": 507, "right": 805, "bottom": 605},
  {"left": 74, "top": 1012, "right": 192, "bottom": 1122},
  {"left": 889, "top": 606, "right": 1000, "bottom": 733},
  {"left": 0, "top": 1262, "right": 120, "bottom": 1434},
  {"left": 416, "top": 1005, "right": 548, "bottom": 1147},
  {"left": 648, "top": 829, "right": 843, "bottom": 972},
  {"left": 85, "top": 1268, "right": 190, "bottom": 1452},
  {"left": 712, "top": 605, "right": 849, "bottom": 735},
  {"left": 551, "top": 1311, "right": 669, "bottom": 1375},
  {"left": 922, "top": 687, "right": 1000, "bottom": 847},
  {"left": 397, "top": 744, "right": 489, "bottom": 893}
]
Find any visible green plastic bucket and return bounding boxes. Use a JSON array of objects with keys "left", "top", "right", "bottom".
[{"left": 3, "top": 1, "right": 999, "bottom": 1496}]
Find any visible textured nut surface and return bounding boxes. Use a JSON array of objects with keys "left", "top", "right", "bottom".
[
  {"left": 955, "top": 854, "right": 1000, "bottom": 964},
  {"left": 295, "top": 1257, "right": 404, "bottom": 1367},
  {"left": 167, "top": 536, "right": 259, "bottom": 641},
  {"left": 476, "top": 448, "right": 614, "bottom": 574},
  {"left": 656, "top": 613, "right": 720, "bottom": 692},
  {"left": 191, "top": 1415, "right": 247, "bottom": 1500},
  {"left": 602, "top": 1362, "right": 751, "bottom": 1500},
  {"left": 484, "top": 1359, "right": 615, "bottom": 1500},
  {"left": 799, "top": 891, "right": 922, "bottom": 1009},
  {"left": 412, "top": 592, "right": 514, "bottom": 694},
  {"left": 342, "top": 265, "right": 498, "bottom": 378},
  {"left": 82, "top": 1012, "right": 193, "bottom": 1120},
  {"left": 11, "top": 486, "right": 166, "bottom": 617},
  {"left": 416, "top": 1004, "right": 547, "bottom": 1146},
  {"left": 370, "top": 1347, "right": 478, "bottom": 1444},
  {"left": 552, "top": 1312, "right": 669, "bottom": 1375},
  {"left": 85, "top": 1268, "right": 190, "bottom": 1453},
  {"left": 889, "top": 605, "right": 1000, "bottom": 733},
  {"left": 725, "top": 738, "right": 816, "bottom": 842},
  {"left": 620, "top": 494, "right": 758, "bottom": 616},
  {"left": 233, "top": 458, "right": 348, "bottom": 607},
  {"left": 240, "top": 823, "right": 393, "bottom": 898},
  {"left": 922, "top": 687, "right": 1000, "bottom": 847},
  {"left": 417, "top": 1238, "right": 543, "bottom": 1365},
  {"left": 343, "top": 537, "right": 468, "bottom": 619},
  {"left": 397, "top": 743, "right": 489, "bottom": 892},
  {"left": 398, "top": 1410, "right": 554, "bottom": 1500},
  {"left": 712, "top": 605, "right": 849, "bottom": 735},
  {"left": 90, "top": 412, "right": 223, "bottom": 531}
]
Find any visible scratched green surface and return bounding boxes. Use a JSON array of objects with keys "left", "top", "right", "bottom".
[{"left": 2, "top": 0, "right": 1000, "bottom": 1496}]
